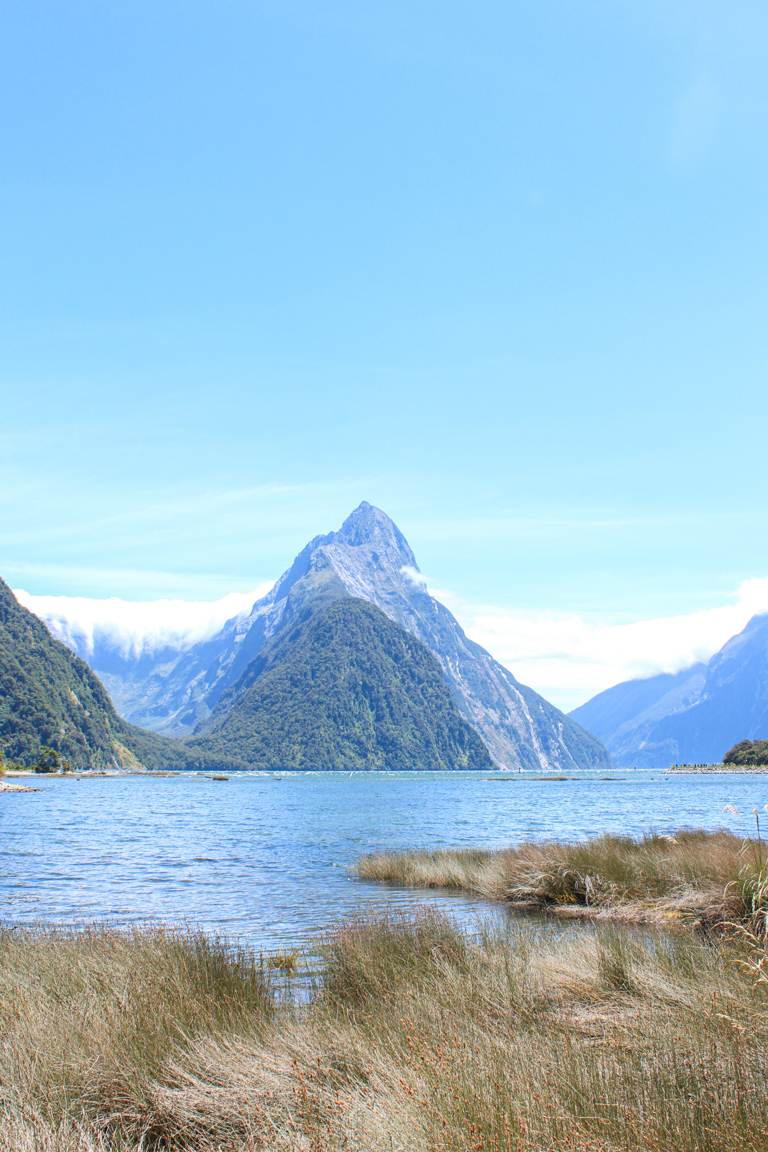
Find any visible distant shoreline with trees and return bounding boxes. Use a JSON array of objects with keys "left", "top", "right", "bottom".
[{"left": 667, "top": 740, "right": 768, "bottom": 772}]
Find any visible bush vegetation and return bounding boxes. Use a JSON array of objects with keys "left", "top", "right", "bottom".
[
  {"left": 33, "top": 745, "right": 72, "bottom": 773},
  {"left": 724, "top": 739, "right": 768, "bottom": 766},
  {"left": 0, "top": 578, "right": 247, "bottom": 772},
  {"left": 192, "top": 598, "right": 492, "bottom": 770}
]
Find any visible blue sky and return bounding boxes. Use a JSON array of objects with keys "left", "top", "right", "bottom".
[{"left": 3, "top": 2, "right": 768, "bottom": 705}]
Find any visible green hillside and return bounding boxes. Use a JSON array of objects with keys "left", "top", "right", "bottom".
[
  {"left": 0, "top": 578, "right": 236, "bottom": 770},
  {"left": 192, "top": 598, "right": 493, "bottom": 770}
]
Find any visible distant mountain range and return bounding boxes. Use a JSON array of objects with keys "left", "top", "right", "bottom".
[
  {"left": 23, "top": 502, "right": 608, "bottom": 771},
  {"left": 16, "top": 502, "right": 767, "bottom": 773},
  {"left": 570, "top": 613, "right": 768, "bottom": 767}
]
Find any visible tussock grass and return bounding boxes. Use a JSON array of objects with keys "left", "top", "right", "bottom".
[
  {"left": 1, "top": 916, "right": 767, "bottom": 1150},
  {"left": 262, "top": 949, "right": 301, "bottom": 975},
  {"left": 358, "top": 829, "right": 768, "bottom": 930},
  {"left": 0, "top": 927, "right": 272, "bottom": 1146},
  {"left": 2, "top": 833, "right": 768, "bottom": 1151}
]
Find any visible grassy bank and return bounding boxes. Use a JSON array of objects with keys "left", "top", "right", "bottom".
[
  {"left": 357, "top": 829, "right": 768, "bottom": 931},
  {"left": 1, "top": 913, "right": 767, "bottom": 1151}
]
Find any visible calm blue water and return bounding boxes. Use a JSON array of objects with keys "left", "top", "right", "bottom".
[{"left": 2, "top": 770, "right": 766, "bottom": 951}]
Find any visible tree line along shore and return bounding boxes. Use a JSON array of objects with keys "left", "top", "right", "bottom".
[{"left": 667, "top": 740, "right": 768, "bottom": 772}]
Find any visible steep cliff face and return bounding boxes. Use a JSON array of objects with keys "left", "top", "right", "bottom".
[
  {"left": 27, "top": 503, "right": 609, "bottom": 771},
  {"left": 571, "top": 614, "right": 768, "bottom": 767}
]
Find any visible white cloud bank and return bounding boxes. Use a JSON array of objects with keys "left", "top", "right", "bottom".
[
  {"left": 15, "top": 585, "right": 271, "bottom": 659},
  {"left": 444, "top": 578, "right": 768, "bottom": 712},
  {"left": 15, "top": 577, "right": 768, "bottom": 712}
]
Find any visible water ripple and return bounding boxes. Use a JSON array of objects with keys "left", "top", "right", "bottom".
[{"left": 1, "top": 770, "right": 765, "bottom": 950}]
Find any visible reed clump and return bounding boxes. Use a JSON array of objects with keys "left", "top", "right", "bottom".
[
  {"left": 0, "top": 926, "right": 273, "bottom": 1146},
  {"left": 358, "top": 828, "right": 768, "bottom": 929},
  {"left": 1, "top": 906, "right": 767, "bottom": 1151},
  {"left": 4, "top": 826, "right": 768, "bottom": 1151}
]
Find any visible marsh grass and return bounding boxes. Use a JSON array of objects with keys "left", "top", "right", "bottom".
[
  {"left": 3, "top": 830, "right": 768, "bottom": 1150},
  {"left": 0, "top": 926, "right": 273, "bottom": 1145},
  {"left": 262, "top": 949, "right": 301, "bottom": 975},
  {"left": 357, "top": 829, "right": 768, "bottom": 930},
  {"left": 1, "top": 908, "right": 767, "bottom": 1151}
]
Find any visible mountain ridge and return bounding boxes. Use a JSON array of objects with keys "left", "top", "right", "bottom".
[
  {"left": 190, "top": 597, "right": 493, "bottom": 771},
  {"left": 23, "top": 503, "right": 609, "bottom": 771},
  {"left": 571, "top": 613, "right": 768, "bottom": 767}
]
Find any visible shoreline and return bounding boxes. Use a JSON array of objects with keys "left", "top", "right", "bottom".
[
  {"left": 356, "top": 828, "right": 767, "bottom": 931},
  {"left": 666, "top": 763, "right": 768, "bottom": 774}
]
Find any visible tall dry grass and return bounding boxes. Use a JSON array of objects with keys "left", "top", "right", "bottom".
[
  {"left": 357, "top": 828, "right": 768, "bottom": 930},
  {"left": 1, "top": 908, "right": 767, "bottom": 1151},
  {"left": 0, "top": 926, "right": 272, "bottom": 1147}
]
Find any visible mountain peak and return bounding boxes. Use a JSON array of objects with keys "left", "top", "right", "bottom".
[
  {"left": 334, "top": 502, "right": 416, "bottom": 566},
  {"left": 338, "top": 501, "right": 393, "bottom": 537},
  {"left": 20, "top": 503, "right": 610, "bottom": 770}
]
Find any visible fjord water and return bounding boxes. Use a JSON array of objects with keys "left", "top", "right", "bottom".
[{"left": 2, "top": 772, "right": 766, "bottom": 951}]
